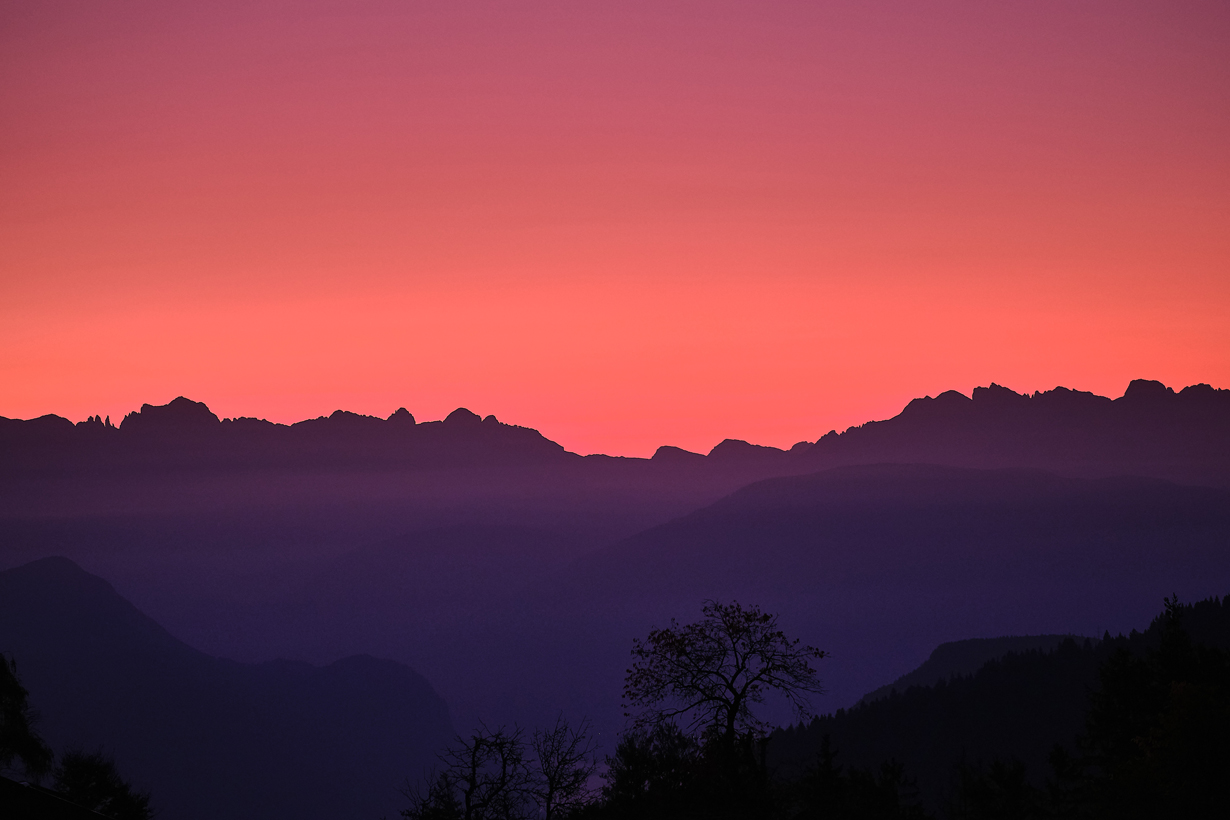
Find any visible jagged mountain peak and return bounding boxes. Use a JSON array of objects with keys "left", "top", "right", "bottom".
[
  {"left": 121, "top": 396, "right": 220, "bottom": 431},
  {"left": 1, "top": 379, "right": 1226, "bottom": 483}
]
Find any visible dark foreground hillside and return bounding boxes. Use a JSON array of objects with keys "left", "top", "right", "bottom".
[
  {"left": 770, "top": 595, "right": 1230, "bottom": 814},
  {"left": 0, "top": 557, "right": 453, "bottom": 820}
]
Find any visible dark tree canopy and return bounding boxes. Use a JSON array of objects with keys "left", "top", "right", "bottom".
[
  {"left": 1079, "top": 595, "right": 1230, "bottom": 819},
  {"left": 599, "top": 723, "right": 703, "bottom": 819},
  {"left": 53, "top": 750, "right": 153, "bottom": 820},
  {"left": 623, "top": 600, "right": 826, "bottom": 744}
]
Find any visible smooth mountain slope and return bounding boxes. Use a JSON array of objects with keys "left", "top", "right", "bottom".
[
  {"left": 563, "top": 463, "right": 1230, "bottom": 612},
  {"left": 0, "top": 557, "right": 452, "bottom": 820}
]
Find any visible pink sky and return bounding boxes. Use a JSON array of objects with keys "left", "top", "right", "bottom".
[{"left": 3, "top": 1, "right": 1228, "bottom": 455}]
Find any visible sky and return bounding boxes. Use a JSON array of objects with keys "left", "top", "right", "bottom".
[{"left": 2, "top": 0, "right": 1228, "bottom": 456}]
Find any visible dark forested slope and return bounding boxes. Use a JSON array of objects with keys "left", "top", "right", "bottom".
[
  {"left": 857, "top": 634, "right": 1085, "bottom": 705},
  {"left": 770, "top": 595, "right": 1230, "bottom": 811}
]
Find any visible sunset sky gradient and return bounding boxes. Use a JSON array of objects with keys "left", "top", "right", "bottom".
[{"left": 3, "top": 1, "right": 1228, "bottom": 455}]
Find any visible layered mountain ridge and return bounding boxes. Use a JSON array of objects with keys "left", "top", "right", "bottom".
[
  {"left": 0, "top": 397, "right": 571, "bottom": 472},
  {"left": 3, "top": 379, "right": 1228, "bottom": 485},
  {"left": 797, "top": 379, "right": 1230, "bottom": 486}
]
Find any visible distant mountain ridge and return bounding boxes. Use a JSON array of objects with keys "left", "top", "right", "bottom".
[
  {"left": 2, "top": 379, "right": 1227, "bottom": 484},
  {"left": 798, "top": 379, "right": 1230, "bottom": 487},
  {"left": 0, "top": 397, "right": 573, "bottom": 472}
]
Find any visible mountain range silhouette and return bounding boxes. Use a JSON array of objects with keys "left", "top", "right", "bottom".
[{"left": 2, "top": 379, "right": 1226, "bottom": 484}]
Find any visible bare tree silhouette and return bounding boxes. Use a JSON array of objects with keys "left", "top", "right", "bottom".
[
  {"left": 403, "top": 724, "right": 531, "bottom": 820},
  {"left": 623, "top": 600, "right": 826, "bottom": 747},
  {"left": 530, "top": 715, "right": 597, "bottom": 820}
]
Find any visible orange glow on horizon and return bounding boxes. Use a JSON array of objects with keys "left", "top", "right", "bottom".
[{"left": 3, "top": 1, "right": 1228, "bottom": 456}]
